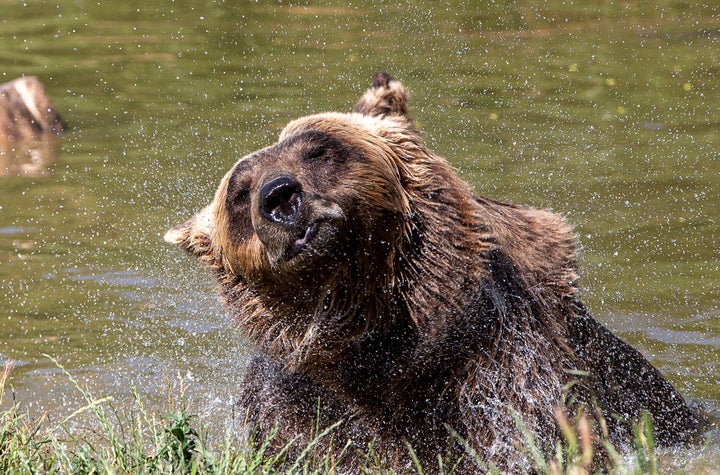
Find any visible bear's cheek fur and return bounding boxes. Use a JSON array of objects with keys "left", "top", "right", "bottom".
[{"left": 342, "top": 171, "right": 409, "bottom": 248}]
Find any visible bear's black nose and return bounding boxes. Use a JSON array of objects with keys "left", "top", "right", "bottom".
[{"left": 259, "top": 176, "right": 303, "bottom": 224}]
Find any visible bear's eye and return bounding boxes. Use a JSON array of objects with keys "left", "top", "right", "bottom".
[
  {"left": 227, "top": 161, "right": 254, "bottom": 204},
  {"left": 304, "top": 145, "right": 326, "bottom": 161},
  {"left": 234, "top": 186, "right": 250, "bottom": 203},
  {"left": 228, "top": 181, "right": 250, "bottom": 203}
]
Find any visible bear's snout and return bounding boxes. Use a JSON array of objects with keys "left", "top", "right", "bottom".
[{"left": 259, "top": 176, "right": 303, "bottom": 225}]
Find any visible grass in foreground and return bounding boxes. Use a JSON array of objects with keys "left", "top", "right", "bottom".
[{"left": 1, "top": 359, "right": 717, "bottom": 474}]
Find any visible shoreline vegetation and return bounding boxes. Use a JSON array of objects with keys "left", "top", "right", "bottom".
[{"left": 1, "top": 360, "right": 717, "bottom": 474}]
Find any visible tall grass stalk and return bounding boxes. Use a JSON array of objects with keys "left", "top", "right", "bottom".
[{"left": 1, "top": 358, "right": 716, "bottom": 474}]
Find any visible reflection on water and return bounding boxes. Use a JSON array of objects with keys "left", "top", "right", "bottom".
[
  {"left": 0, "top": 138, "right": 62, "bottom": 176},
  {"left": 0, "top": 0, "right": 718, "bottom": 467}
]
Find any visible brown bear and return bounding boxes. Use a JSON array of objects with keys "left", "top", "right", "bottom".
[
  {"left": 0, "top": 76, "right": 66, "bottom": 141},
  {"left": 165, "top": 72, "right": 702, "bottom": 472}
]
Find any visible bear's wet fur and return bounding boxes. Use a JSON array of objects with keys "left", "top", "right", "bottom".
[{"left": 166, "top": 72, "right": 702, "bottom": 472}]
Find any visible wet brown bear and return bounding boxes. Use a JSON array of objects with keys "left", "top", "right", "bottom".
[{"left": 165, "top": 73, "right": 701, "bottom": 472}]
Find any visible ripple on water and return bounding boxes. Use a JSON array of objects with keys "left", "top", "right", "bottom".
[{"left": 0, "top": 226, "right": 36, "bottom": 235}]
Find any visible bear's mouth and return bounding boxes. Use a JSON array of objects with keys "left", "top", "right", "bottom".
[
  {"left": 284, "top": 221, "right": 320, "bottom": 260},
  {"left": 258, "top": 197, "right": 344, "bottom": 266}
]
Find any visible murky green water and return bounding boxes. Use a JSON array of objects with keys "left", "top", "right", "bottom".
[{"left": 1, "top": 0, "right": 718, "bottom": 463}]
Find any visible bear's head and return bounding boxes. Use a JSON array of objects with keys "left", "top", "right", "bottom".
[
  {"left": 165, "top": 77, "right": 419, "bottom": 284},
  {"left": 165, "top": 73, "right": 485, "bottom": 369}
]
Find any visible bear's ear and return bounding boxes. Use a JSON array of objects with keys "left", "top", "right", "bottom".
[
  {"left": 164, "top": 205, "right": 215, "bottom": 258},
  {"left": 352, "top": 71, "right": 410, "bottom": 119}
]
